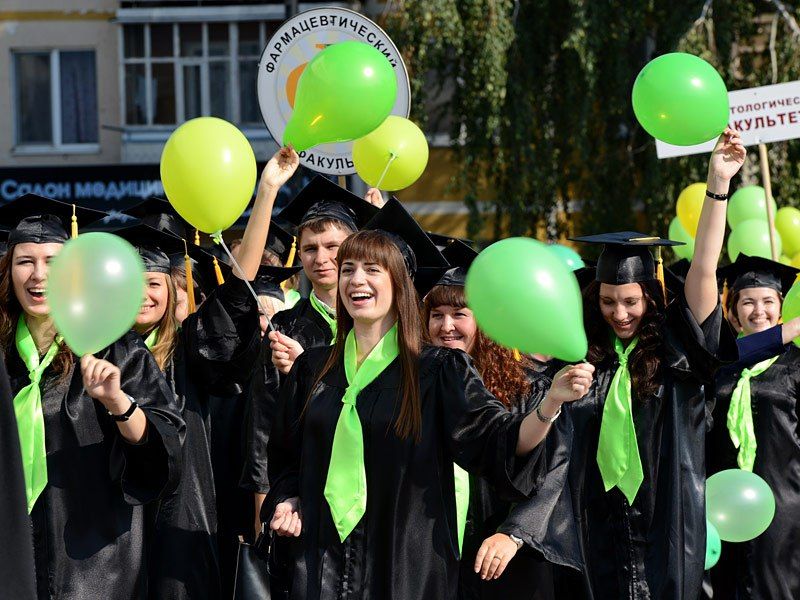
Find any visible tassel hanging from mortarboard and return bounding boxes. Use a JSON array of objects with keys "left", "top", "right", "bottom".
[
  {"left": 183, "top": 240, "right": 196, "bottom": 314},
  {"left": 512, "top": 348, "right": 522, "bottom": 361},
  {"left": 213, "top": 257, "right": 225, "bottom": 285},
  {"left": 655, "top": 246, "right": 666, "bottom": 305},
  {"left": 71, "top": 205, "right": 78, "bottom": 239},
  {"left": 721, "top": 279, "right": 729, "bottom": 319},
  {"left": 281, "top": 235, "right": 298, "bottom": 292},
  {"left": 194, "top": 229, "right": 201, "bottom": 246}
]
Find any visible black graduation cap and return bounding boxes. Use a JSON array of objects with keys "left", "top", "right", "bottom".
[
  {"left": 267, "top": 221, "right": 297, "bottom": 266},
  {"left": 122, "top": 197, "right": 194, "bottom": 241},
  {"left": 279, "top": 175, "right": 378, "bottom": 232},
  {"left": 100, "top": 220, "right": 185, "bottom": 274},
  {"left": 426, "top": 231, "right": 476, "bottom": 252},
  {"left": 362, "top": 197, "right": 449, "bottom": 278},
  {"left": 252, "top": 265, "right": 303, "bottom": 302},
  {"left": 0, "top": 194, "right": 107, "bottom": 245},
  {"left": 717, "top": 254, "right": 799, "bottom": 296},
  {"left": 167, "top": 242, "right": 222, "bottom": 296},
  {"left": 570, "top": 232, "right": 681, "bottom": 285}
]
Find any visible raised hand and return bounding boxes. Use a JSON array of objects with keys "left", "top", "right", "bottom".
[
  {"left": 269, "top": 330, "right": 305, "bottom": 374},
  {"left": 81, "top": 354, "right": 124, "bottom": 408},
  {"left": 708, "top": 127, "right": 746, "bottom": 183},
  {"left": 364, "top": 187, "right": 385, "bottom": 208},
  {"left": 260, "top": 147, "right": 301, "bottom": 191},
  {"left": 546, "top": 362, "right": 595, "bottom": 405}
]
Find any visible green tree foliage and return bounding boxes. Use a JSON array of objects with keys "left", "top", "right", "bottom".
[{"left": 383, "top": 0, "right": 800, "bottom": 253}]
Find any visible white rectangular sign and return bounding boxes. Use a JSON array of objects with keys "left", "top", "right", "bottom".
[{"left": 656, "top": 80, "right": 800, "bottom": 159}]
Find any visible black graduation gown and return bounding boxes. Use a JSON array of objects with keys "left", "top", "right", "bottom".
[
  {"left": 508, "top": 297, "right": 736, "bottom": 600},
  {"left": 146, "top": 277, "right": 260, "bottom": 600},
  {"left": 241, "top": 297, "right": 333, "bottom": 494},
  {"left": 458, "top": 369, "right": 555, "bottom": 600},
  {"left": 707, "top": 345, "right": 800, "bottom": 599},
  {"left": 4, "top": 332, "right": 183, "bottom": 600},
  {"left": 265, "top": 344, "right": 544, "bottom": 600},
  {"left": 0, "top": 350, "right": 37, "bottom": 600}
]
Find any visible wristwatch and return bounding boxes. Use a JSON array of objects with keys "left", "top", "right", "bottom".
[
  {"left": 108, "top": 394, "right": 138, "bottom": 422},
  {"left": 508, "top": 534, "right": 524, "bottom": 550}
]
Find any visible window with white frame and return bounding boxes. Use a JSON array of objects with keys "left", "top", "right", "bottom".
[
  {"left": 13, "top": 50, "right": 99, "bottom": 150},
  {"left": 121, "top": 21, "right": 276, "bottom": 127}
]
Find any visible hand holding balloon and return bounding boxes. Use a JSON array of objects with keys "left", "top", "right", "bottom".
[
  {"left": 547, "top": 363, "right": 595, "bottom": 404},
  {"left": 260, "top": 147, "right": 300, "bottom": 192}
]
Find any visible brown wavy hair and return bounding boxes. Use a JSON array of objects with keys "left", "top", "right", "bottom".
[
  {"left": 0, "top": 247, "right": 74, "bottom": 378},
  {"left": 141, "top": 272, "right": 179, "bottom": 372},
  {"left": 314, "top": 230, "right": 424, "bottom": 440},
  {"left": 583, "top": 279, "right": 665, "bottom": 399},
  {"left": 423, "top": 284, "right": 531, "bottom": 407}
]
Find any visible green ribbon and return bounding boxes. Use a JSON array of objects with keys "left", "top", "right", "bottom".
[
  {"left": 309, "top": 291, "right": 337, "bottom": 339},
  {"left": 454, "top": 464, "right": 470, "bottom": 554},
  {"left": 597, "top": 336, "right": 644, "bottom": 505},
  {"left": 13, "top": 317, "right": 61, "bottom": 513},
  {"left": 727, "top": 354, "right": 779, "bottom": 472},
  {"left": 324, "top": 323, "right": 399, "bottom": 542},
  {"left": 144, "top": 327, "right": 159, "bottom": 350}
]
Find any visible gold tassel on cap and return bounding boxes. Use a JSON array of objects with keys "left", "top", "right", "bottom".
[
  {"left": 721, "top": 279, "right": 729, "bottom": 320},
  {"left": 512, "top": 348, "right": 522, "bottom": 361},
  {"left": 213, "top": 257, "right": 225, "bottom": 285},
  {"left": 281, "top": 236, "right": 298, "bottom": 292},
  {"left": 655, "top": 246, "right": 666, "bottom": 304},
  {"left": 71, "top": 204, "right": 78, "bottom": 239},
  {"left": 194, "top": 229, "right": 201, "bottom": 246},
  {"left": 183, "top": 240, "right": 196, "bottom": 314}
]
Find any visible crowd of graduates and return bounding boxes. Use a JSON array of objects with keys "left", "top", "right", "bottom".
[{"left": 2, "top": 128, "right": 800, "bottom": 600}]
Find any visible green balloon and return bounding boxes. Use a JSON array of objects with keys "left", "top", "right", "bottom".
[
  {"left": 706, "top": 469, "right": 775, "bottom": 542},
  {"left": 548, "top": 243, "right": 585, "bottom": 271},
  {"left": 283, "top": 41, "right": 398, "bottom": 152},
  {"left": 47, "top": 233, "right": 145, "bottom": 356},
  {"left": 465, "top": 238, "right": 587, "bottom": 361},
  {"left": 775, "top": 206, "right": 800, "bottom": 257},
  {"left": 705, "top": 520, "right": 722, "bottom": 570},
  {"left": 727, "top": 219, "right": 782, "bottom": 261},
  {"left": 781, "top": 280, "right": 800, "bottom": 348},
  {"left": 632, "top": 53, "right": 729, "bottom": 146},
  {"left": 727, "top": 186, "right": 776, "bottom": 229},
  {"left": 668, "top": 217, "right": 695, "bottom": 259}
]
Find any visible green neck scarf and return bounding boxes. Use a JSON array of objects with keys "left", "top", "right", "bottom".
[
  {"left": 144, "top": 327, "right": 160, "bottom": 350},
  {"left": 597, "top": 335, "right": 644, "bottom": 505},
  {"left": 727, "top": 354, "right": 779, "bottom": 471},
  {"left": 454, "top": 464, "right": 470, "bottom": 554},
  {"left": 310, "top": 291, "right": 337, "bottom": 339},
  {"left": 324, "top": 323, "right": 399, "bottom": 542},
  {"left": 13, "top": 317, "right": 61, "bottom": 513}
]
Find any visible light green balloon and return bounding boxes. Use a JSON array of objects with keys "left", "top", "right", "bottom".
[
  {"left": 632, "top": 53, "right": 729, "bottom": 146},
  {"left": 705, "top": 520, "right": 722, "bottom": 570},
  {"left": 283, "top": 41, "right": 398, "bottom": 152},
  {"left": 465, "top": 237, "right": 587, "bottom": 361},
  {"left": 706, "top": 469, "right": 775, "bottom": 543},
  {"left": 668, "top": 217, "right": 695, "bottom": 259},
  {"left": 47, "top": 233, "right": 145, "bottom": 356},
  {"left": 727, "top": 186, "right": 777, "bottom": 230},
  {"left": 775, "top": 206, "right": 800, "bottom": 257},
  {"left": 727, "top": 219, "right": 782, "bottom": 261},
  {"left": 548, "top": 243, "right": 585, "bottom": 271},
  {"left": 781, "top": 281, "right": 800, "bottom": 348}
]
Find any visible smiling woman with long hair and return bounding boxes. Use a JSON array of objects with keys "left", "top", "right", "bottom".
[
  {"left": 263, "top": 201, "right": 594, "bottom": 600},
  {"left": 0, "top": 195, "right": 183, "bottom": 600}
]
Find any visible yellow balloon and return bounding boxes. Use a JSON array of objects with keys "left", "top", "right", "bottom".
[
  {"left": 160, "top": 117, "right": 256, "bottom": 234},
  {"left": 676, "top": 182, "right": 706, "bottom": 236},
  {"left": 352, "top": 116, "right": 429, "bottom": 191}
]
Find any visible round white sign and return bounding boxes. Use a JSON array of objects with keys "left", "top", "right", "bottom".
[{"left": 257, "top": 7, "right": 411, "bottom": 176}]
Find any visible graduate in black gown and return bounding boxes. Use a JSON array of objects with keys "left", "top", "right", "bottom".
[
  {"left": 241, "top": 175, "right": 379, "bottom": 534},
  {"left": 263, "top": 199, "right": 595, "bottom": 600},
  {"left": 112, "top": 147, "right": 300, "bottom": 600},
  {"left": 509, "top": 130, "right": 744, "bottom": 600},
  {"left": 707, "top": 255, "right": 800, "bottom": 599},
  {"left": 0, "top": 349, "right": 37, "bottom": 600},
  {"left": 420, "top": 238, "right": 555, "bottom": 600},
  {"left": 0, "top": 195, "right": 183, "bottom": 600}
]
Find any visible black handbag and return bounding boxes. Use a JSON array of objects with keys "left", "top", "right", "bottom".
[{"left": 232, "top": 530, "right": 271, "bottom": 600}]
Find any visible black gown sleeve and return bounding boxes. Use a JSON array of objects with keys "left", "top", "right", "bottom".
[
  {"left": 183, "top": 276, "right": 261, "bottom": 389},
  {"left": 104, "top": 335, "right": 185, "bottom": 504},
  {"left": 736, "top": 324, "right": 787, "bottom": 367},
  {"left": 261, "top": 349, "right": 315, "bottom": 523},
  {"left": 437, "top": 348, "right": 545, "bottom": 501},
  {"left": 0, "top": 351, "right": 37, "bottom": 600}
]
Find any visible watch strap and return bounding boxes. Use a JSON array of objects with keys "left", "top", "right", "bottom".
[{"left": 108, "top": 396, "right": 138, "bottom": 422}]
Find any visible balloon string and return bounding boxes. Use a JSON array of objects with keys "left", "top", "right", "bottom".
[
  {"left": 374, "top": 153, "right": 398, "bottom": 190},
  {"left": 212, "top": 232, "right": 276, "bottom": 334}
]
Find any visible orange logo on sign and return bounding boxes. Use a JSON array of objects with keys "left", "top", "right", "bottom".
[{"left": 286, "top": 44, "right": 329, "bottom": 108}]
